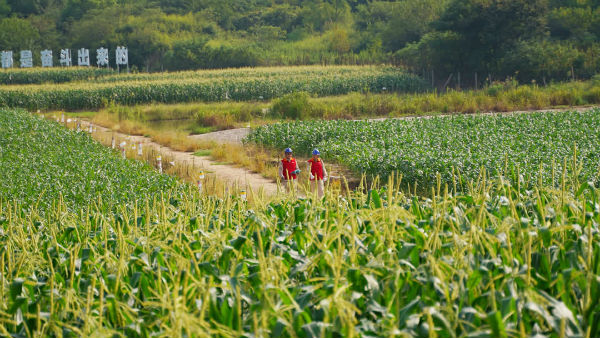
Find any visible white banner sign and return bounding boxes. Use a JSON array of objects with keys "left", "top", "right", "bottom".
[
  {"left": 78, "top": 48, "right": 90, "bottom": 66},
  {"left": 116, "top": 46, "right": 128, "bottom": 66},
  {"left": 1, "top": 51, "right": 13, "bottom": 68},
  {"left": 97, "top": 47, "right": 109, "bottom": 66},
  {"left": 0, "top": 47, "right": 128, "bottom": 69},
  {"left": 20, "top": 50, "right": 33, "bottom": 68},
  {"left": 41, "top": 50, "right": 52, "bottom": 67}
]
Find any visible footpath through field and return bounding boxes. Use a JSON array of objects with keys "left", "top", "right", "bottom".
[
  {"left": 79, "top": 106, "right": 597, "bottom": 196},
  {"left": 79, "top": 121, "right": 279, "bottom": 196}
]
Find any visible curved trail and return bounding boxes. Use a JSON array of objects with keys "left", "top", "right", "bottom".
[
  {"left": 80, "top": 105, "right": 598, "bottom": 196},
  {"left": 81, "top": 121, "right": 279, "bottom": 196}
]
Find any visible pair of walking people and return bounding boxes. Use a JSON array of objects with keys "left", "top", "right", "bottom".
[{"left": 278, "top": 148, "right": 328, "bottom": 197}]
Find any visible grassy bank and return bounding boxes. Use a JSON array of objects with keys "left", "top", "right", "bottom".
[{"left": 304, "top": 78, "right": 600, "bottom": 118}]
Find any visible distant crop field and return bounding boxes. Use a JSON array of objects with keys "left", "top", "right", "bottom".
[
  {"left": 0, "top": 67, "right": 114, "bottom": 85},
  {"left": 247, "top": 109, "right": 600, "bottom": 188},
  {"left": 0, "top": 66, "right": 428, "bottom": 110}
]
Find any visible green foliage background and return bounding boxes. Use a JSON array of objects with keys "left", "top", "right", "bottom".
[{"left": 0, "top": 0, "right": 599, "bottom": 83}]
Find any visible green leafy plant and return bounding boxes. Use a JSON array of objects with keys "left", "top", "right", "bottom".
[
  {"left": 0, "top": 108, "right": 181, "bottom": 212},
  {"left": 247, "top": 109, "right": 600, "bottom": 189}
]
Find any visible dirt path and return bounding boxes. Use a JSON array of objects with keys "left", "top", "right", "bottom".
[
  {"left": 80, "top": 121, "right": 279, "bottom": 196},
  {"left": 76, "top": 105, "right": 598, "bottom": 196}
]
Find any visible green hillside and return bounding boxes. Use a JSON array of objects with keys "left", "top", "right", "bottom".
[{"left": 0, "top": 0, "right": 599, "bottom": 84}]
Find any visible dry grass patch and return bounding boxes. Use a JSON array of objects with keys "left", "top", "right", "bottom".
[{"left": 210, "top": 143, "right": 280, "bottom": 179}]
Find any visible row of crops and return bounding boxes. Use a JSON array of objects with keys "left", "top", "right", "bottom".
[
  {"left": 0, "top": 67, "right": 114, "bottom": 85},
  {"left": 0, "top": 108, "right": 181, "bottom": 212},
  {"left": 0, "top": 65, "right": 406, "bottom": 85},
  {"left": 94, "top": 65, "right": 399, "bottom": 83},
  {"left": 0, "top": 66, "right": 428, "bottom": 110},
  {"left": 1, "top": 108, "right": 600, "bottom": 337},
  {"left": 247, "top": 109, "right": 600, "bottom": 189}
]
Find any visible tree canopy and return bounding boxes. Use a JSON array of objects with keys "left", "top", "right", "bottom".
[{"left": 0, "top": 0, "right": 597, "bottom": 83}]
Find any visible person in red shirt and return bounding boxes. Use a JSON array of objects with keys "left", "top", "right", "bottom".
[
  {"left": 307, "top": 149, "right": 328, "bottom": 198},
  {"left": 279, "top": 148, "right": 300, "bottom": 193}
]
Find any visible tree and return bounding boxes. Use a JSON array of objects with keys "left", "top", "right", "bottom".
[
  {"left": 261, "top": 5, "right": 300, "bottom": 32},
  {"left": 6, "top": 0, "right": 47, "bottom": 16},
  {"left": 60, "top": 0, "right": 118, "bottom": 24},
  {"left": 433, "top": 0, "right": 548, "bottom": 72},
  {"left": 381, "top": 0, "right": 449, "bottom": 52},
  {"left": 163, "top": 38, "right": 260, "bottom": 70},
  {"left": 67, "top": 7, "right": 123, "bottom": 50},
  {"left": 548, "top": 6, "right": 598, "bottom": 45},
  {"left": 301, "top": 0, "right": 351, "bottom": 32},
  {"left": 0, "top": 0, "right": 10, "bottom": 17},
  {"left": 502, "top": 39, "right": 584, "bottom": 82},
  {"left": 329, "top": 27, "right": 351, "bottom": 53},
  {"left": 28, "top": 14, "right": 61, "bottom": 51},
  {"left": 395, "top": 31, "right": 464, "bottom": 74},
  {"left": 0, "top": 17, "right": 40, "bottom": 50}
]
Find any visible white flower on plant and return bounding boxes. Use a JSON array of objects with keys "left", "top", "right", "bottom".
[{"left": 496, "top": 232, "right": 508, "bottom": 245}]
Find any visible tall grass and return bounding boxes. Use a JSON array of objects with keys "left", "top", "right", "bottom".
[{"left": 306, "top": 79, "right": 600, "bottom": 118}]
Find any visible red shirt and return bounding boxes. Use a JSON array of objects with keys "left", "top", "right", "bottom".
[
  {"left": 308, "top": 158, "right": 324, "bottom": 180},
  {"left": 281, "top": 157, "right": 297, "bottom": 180}
]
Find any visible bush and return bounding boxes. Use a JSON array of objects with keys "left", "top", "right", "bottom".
[
  {"left": 164, "top": 39, "right": 262, "bottom": 70},
  {"left": 196, "top": 112, "right": 236, "bottom": 130},
  {"left": 271, "top": 91, "right": 312, "bottom": 119},
  {"left": 583, "top": 86, "right": 600, "bottom": 103},
  {"left": 502, "top": 40, "right": 583, "bottom": 83}
]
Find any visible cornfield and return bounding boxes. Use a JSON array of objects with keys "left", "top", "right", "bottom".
[
  {"left": 0, "top": 66, "right": 428, "bottom": 110},
  {"left": 0, "top": 67, "right": 114, "bottom": 85},
  {"left": 247, "top": 109, "right": 600, "bottom": 189},
  {"left": 2, "top": 164, "right": 600, "bottom": 337},
  {"left": 3, "top": 106, "right": 599, "bottom": 338},
  {"left": 0, "top": 108, "right": 181, "bottom": 212}
]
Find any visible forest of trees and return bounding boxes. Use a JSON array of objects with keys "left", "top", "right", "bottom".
[{"left": 1, "top": 0, "right": 600, "bottom": 85}]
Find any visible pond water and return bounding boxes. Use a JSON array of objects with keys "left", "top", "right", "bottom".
[{"left": 145, "top": 119, "right": 197, "bottom": 131}]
